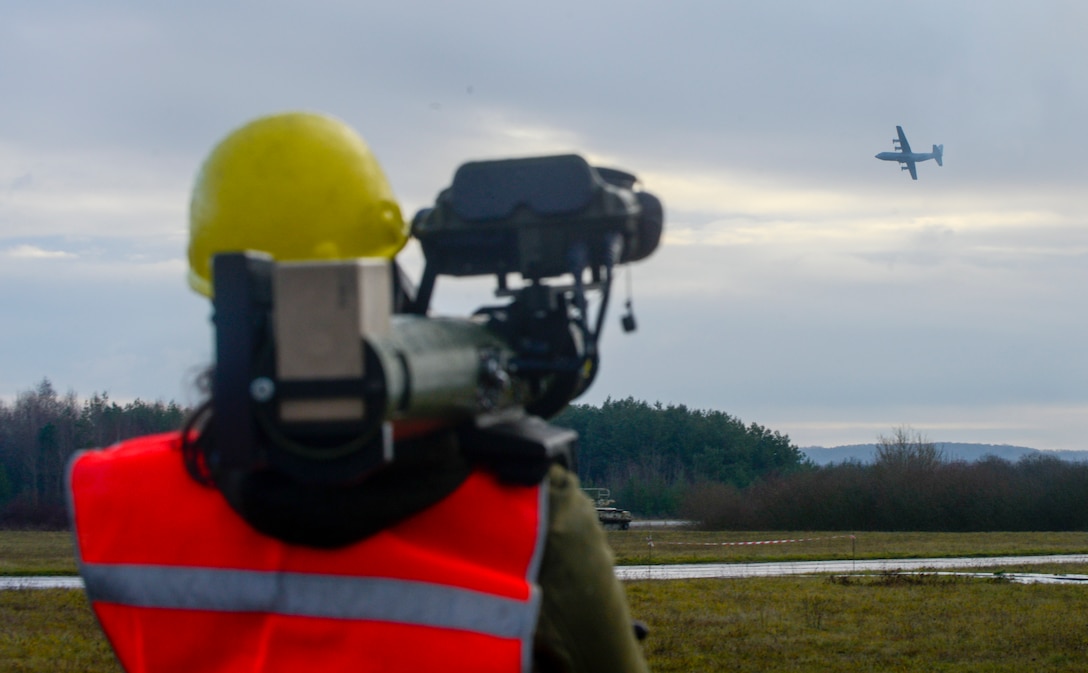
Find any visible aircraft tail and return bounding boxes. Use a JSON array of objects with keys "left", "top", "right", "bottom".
[{"left": 933, "top": 144, "right": 944, "bottom": 166}]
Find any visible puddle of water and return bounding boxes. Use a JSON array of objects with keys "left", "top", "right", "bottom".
[
  {"left": 0, "top": 577, "right": 83, "bottom": 590},
  {"left": 614, "top": 554, "right": 1088, "bottom": 583},
  {"left": 7, "top": 555, "right": 1088, "bottom": 590}
]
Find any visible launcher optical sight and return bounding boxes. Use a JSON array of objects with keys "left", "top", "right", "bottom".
[{"left": 203, "top": 154, "right": 663, "bottom": 486}]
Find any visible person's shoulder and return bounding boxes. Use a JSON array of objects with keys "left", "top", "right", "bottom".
[
  {"left": 544, "top": 463, "right": 590, "bottom": 513},
  {"left": 68, "top": 432, "right": 185, "bottom": 483},
  {"left": 543, "top": 463, "right": 602, "bottom": 535},
  {"left": 102, "top": 431, "right": 183, "bottom": 456},
  {"left": 545, "top": 461, "right": 582, "bottom": 491}
]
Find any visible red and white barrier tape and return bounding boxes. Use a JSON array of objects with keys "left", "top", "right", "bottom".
[{"left": 649, "top": 534, "right": 855, "bottom": 547}]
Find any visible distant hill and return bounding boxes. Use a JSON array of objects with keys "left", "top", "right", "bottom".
[{"left": 801, "top": 443, "right": 1088, "bottom": 466}]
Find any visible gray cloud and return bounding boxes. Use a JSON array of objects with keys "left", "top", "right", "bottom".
[{"left": 2, "top": 1, "right": 1087, "bottom": 449}]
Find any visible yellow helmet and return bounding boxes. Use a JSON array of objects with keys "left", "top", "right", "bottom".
[{"left": 188, "top": 112, "right": 408, "bottom": 296}]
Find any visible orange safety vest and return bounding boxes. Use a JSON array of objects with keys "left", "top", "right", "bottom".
[{"left": 67, "top": 432, "right": 547, "bottom": 673}]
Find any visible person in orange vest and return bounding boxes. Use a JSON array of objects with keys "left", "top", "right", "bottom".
[{"left": 67, "top": 112, "right": 651, "bottom": 673}]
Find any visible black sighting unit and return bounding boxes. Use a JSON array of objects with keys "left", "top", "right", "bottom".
[{"left": 205, "top": 154, "right": 663, "bottom": 487}]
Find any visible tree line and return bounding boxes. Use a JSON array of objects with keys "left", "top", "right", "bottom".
[
  {"left": 681, "top": 428, "right": 1088, "bottom": 531},
  {"left": 553, "top": 397, "right": 808, "bottom": 515},
  {"left": 6, "top": 382, "right": 1084, "bottom": 532},
  {"left": 0, "top": 379, "right": 186, "bottom": 527},
  {"left": 0, "top": 387, "right": 808, "bottom": 526}
]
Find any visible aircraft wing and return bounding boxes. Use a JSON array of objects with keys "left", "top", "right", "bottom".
[
  {"left": 906, "top": 160, "right": 918, "bottom": 180},
  {"left": 896, "top": 126, "right": 912, "bottom": 153}
]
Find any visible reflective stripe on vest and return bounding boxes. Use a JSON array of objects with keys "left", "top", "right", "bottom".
[
  {"left": 68, "top": 432, "right": 548, "bottom": 673},
  {"left": 79, "top": 563, "right": 539, "bottom": 639}
]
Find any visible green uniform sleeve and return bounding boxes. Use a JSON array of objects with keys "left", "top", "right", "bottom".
[{"left": 532, "top": 464, "right": 651, "bottom": 673}]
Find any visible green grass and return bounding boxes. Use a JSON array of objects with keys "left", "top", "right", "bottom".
[
  {"left": 4, "top": 529, "right": 1088, "bottom": 576},
  {"left": 627, "top": 573, "right": 1088, "bottom": 672},
  {"left": 0, "top": 532, "right": 77, "bottom": 576},
  {"left": 6, "top": 531, "right": 1088, "bottom": 672},
  {"left": 607, "top": 529, "right": 1088, "bottom": 566},
  {"left": 0, "top": 589, "right": 117, "bottom": 673},
  {"left": 6, "top": 576, "right": 1088, "bottom": 673}
]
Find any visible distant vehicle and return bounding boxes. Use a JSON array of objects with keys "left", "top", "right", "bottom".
[
  {"left": 581, "top": 487, "right": 632, "bottom": 530},
  {"left": 875, "top": 125, "right": 943, "bottom": 180}
]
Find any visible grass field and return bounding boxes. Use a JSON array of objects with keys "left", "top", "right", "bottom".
[
  {"left": 6, "top": 529, "right": 1088, "bottom": 575},
  {"left": 627, "top": 573, "right": 1088, "bottom": 672},
  {"left": 0, "top": 532, "right": 78, "bottom": 576},
  {"left": 1, "top": 589, "right": 117, "bottom": 673},
  {"left": 5, "top": 530, "right": 1088, "bottom": 671},
  {"left": 606, "top": 529, "right": 1088, "bottom": 566}
]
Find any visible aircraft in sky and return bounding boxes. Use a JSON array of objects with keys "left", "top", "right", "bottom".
[{"left": 875, "top": 126, "right": 943, "bottom": 180}]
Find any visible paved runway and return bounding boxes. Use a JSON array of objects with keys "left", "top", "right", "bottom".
[
  {"left": 0, "top": 576, "right": 84, "bottom": 590},
  {"left": 5, "top": 554, "right": 1088, "bottom": 589},
  {"left": 615, "top": 553, "right": 1088, "bottom": 583}
]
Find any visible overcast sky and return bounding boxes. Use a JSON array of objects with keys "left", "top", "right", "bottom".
[{"left": 3, "top": 1, "right": 1087, "bottom": 450}]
